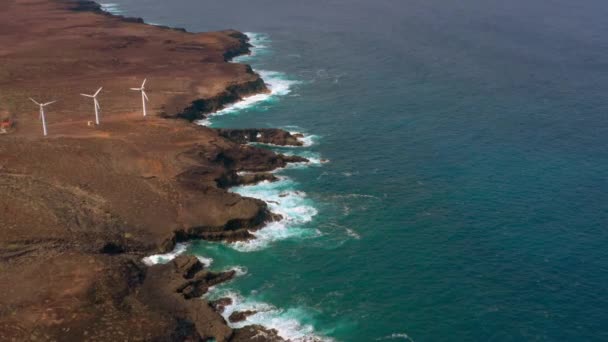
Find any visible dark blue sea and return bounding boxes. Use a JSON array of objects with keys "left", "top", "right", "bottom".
[{"left": 107, "top": 1, "right": 608, "bottom": 340}]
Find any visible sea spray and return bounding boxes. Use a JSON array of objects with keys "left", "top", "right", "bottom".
[
  {"left": 197, "top": 71, "right": 300, "bottom": 126},
  {"left": 233, "top": 32, "right": 272, "bottom": 61},
  {"left": 208, "top": 289, "right": 332, "bottom": 342},
  {"left": 294, "top": 133, "right": 320, "bottom": 147},
  {"left": 197, "top": 32, "right": 300, "bottom": 126},
  {"left": 141, "top": 242, "right": 188, "bottom": 266},
  {"left": 229, "top": 177, "right": 320, "bottom": 252}
]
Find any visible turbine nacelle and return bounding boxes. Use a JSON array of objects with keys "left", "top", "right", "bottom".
[
  {"left": 80, "top": 87, "right": 103, "bottom": 99},
  {"left": 30, "top": 98, "right": 56, "bottom": 107}
]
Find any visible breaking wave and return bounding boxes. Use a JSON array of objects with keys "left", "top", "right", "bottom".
[
  {"left": 229, "top": 177, "right": 320, "bottom": 252},
  {"left": 142, "top": 243, "right": 188, "bottom": 266},
  {"left": 99, "top": 3, "right": 123, "bottom": 15},
  {"left": 197, "top": 33, "right": 299, "bottom": 126},
  {"left": 209, "top": 290, "right": 332, "bottom": 342}
]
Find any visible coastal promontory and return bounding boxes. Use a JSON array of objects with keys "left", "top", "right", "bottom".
[{"left": 0, "top": 0, "right": 299, "bottom": 340}]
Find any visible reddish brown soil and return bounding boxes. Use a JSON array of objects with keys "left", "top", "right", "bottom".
[{"left": 0, "top": 0, "right": 299, "bottom": 340}]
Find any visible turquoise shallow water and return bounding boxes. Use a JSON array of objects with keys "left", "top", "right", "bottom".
[{"left": 106, "top": 1, "right": 608, "bottom": 340}]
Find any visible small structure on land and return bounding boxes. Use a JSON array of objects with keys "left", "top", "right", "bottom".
[{"left": 0, "top": 118, "right": 12, "bottom": 134}]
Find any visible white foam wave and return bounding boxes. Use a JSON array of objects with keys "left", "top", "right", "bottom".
[
  {"left": 282, "top": 151, "right": 328, "bottom": 168},
  {"left": 232, "top": 32, "right": 271, "bottom": 62},
  {"left": 219, "top": 71, "right": 298, "bottom": 117},
  {"left": 229, "top": 266, "right": 249, "bottom": 277},
  {"left": 285, "top": 131, "right": 319, "bottom": 147},
  {"left": 229, "top": 177, "right": 319, "bottom": 251},
  {"left": 100, "top": 3, "right": 123, "bottom": 14},
  {"left": 142, "top": 243, "right": 188, "bottom": 266},
  {"left": 197, "top": 32, "right": 299, "bottom": 126},
  {"left": 298, "top": 134, "right": 319, "bottom": 147},
  {"left": 249, "top": 134, "right": 319, "bottom": 149},
  {"left": 196, "top": 255, "right": 214, "bottom": 268},
  {"left": 212, "top": 290, "right": 331, "bottom": 342},
  {"left": 345, "top": 228, "right": 361, "bottom": 240}
]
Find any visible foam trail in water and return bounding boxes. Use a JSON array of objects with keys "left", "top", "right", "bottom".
[
  {"left": 376, "top": 333, "right": 416, "bottom": 341},
  {"left": 210, "top": 290, "right": 331, "bottom": 342},
  {"left": 229, "top": 177, "right": 319, "bottom": 251},
  {"left": 142, "top": 243, "right": 188, "bottom": 266}
]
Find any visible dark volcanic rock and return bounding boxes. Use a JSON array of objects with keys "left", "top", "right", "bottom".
[
  {"left": 175, "top": 78, "right": 269, "bottom": 121},
  {"left": 231, "top": 325, "right": 286, "bottom": 342},
  {"left": 237, "top": 172, "right": 278, "bottom": 186},
  {"left": 210, "top": 297, "right": 234, "bottom": 314},
  {"left": 66, "top": 0, "right": 103, "bottom": 12},
  {"left": 222, "top": 29, "right": 254, "bottom": 61},
  {"left": 229, "top": 310, "right": 257, "bottom": 323},
  {"left": 139, "top": 256, "right": 234, "bottom": 340},
  {"left": 211, "top": 145, "right": 308, "bottom": 172},
  {"left": 217, "top": 128, "right": 304, "bottom": 147}
]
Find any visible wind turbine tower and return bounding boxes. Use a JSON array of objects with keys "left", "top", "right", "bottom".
[
  {"left": 29, "top": 98, "right": 56, "bottom": 136},
  {"left": 80, "top": 87, "right": 103, "bottom": 125},
  {"left": 130, "top": 78, "right": 149, "bottom": 117}
]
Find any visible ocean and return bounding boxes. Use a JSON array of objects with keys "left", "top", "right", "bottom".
[{"left": 105, "top": 1, "right": 608, "bottom": 340}]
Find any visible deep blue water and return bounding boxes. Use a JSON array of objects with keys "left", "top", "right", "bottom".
[{"left": 106, "top": 1, "right": 608, "bottom": 340}]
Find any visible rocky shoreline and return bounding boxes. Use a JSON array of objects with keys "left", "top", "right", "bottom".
[{"left": 0, "top": 0, "right": 307, "bottom": 340}]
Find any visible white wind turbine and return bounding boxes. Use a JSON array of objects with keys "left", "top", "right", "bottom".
[
  {"left": 29, "top": 98, "right": 56, "bottom": 136},
  {"left": 130, "top": 78, "right": 149, "bottom": 117},
  {"left": 80, "top": 87, "right": 103, "bottom": 125}
]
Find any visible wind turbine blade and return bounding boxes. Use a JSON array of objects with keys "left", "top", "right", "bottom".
[
  {"left": 29, "top": 98, "right": 40, "bottom": 105},
  {"left": 81, "top": 94, "right": 94, "bottom": 97},
  {"left": 43, "top": 101, "right": 57, "bottom": 106},
  {"left": 94, "top": 87, "right": 103, "bottom": 97},
  {"left": 141, "top": 78, "right": 147, "bottom": 88},
  {"left": 130, "top": 88, "right": 140, "bottom": 91},
  {"left": 95, "top": 99, "right": 101, "bottom": 110},
  {"left": 142, "top": 91, "right": 149, "bottom": 101}
]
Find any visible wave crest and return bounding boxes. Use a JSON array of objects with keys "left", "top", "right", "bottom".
[{"left": 211, "top": 290, "right": 332, "bottom": 342}]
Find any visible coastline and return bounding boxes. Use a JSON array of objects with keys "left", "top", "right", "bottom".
[
  {"left": 142, "top": 28, "right": 329, "bottom": 340},
  {"left": 0, "top": 1, "right": 321, "bottom": 341}
]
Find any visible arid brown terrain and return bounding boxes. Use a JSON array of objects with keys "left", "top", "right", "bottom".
[{"left": 0, "top": 0, "right": 303, "bottom": 340}]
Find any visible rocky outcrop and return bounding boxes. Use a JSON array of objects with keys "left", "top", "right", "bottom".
[
  {"left": 139, "top": 256, "right": 234, "bottom": 341},
  {"left": 222, "top": 30, "right": 254, "bottom": 61},
  {"left": 231, "top": 325, "right": 286, "bottom": 342},
  {"left": 174, "top": 77, "right": 269, "bottom": 121},
  {"left": 210, "top": 297, "right": 234, "bottom": 314},
  {"left": 217, "top": 128, "right": 305, "bottom": 146},
  {"left": 237, "top": 172, "right": 278, "bottom": 185},
  {"left": 229, "top": 310, "right": 258, "bottom": 323}
]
